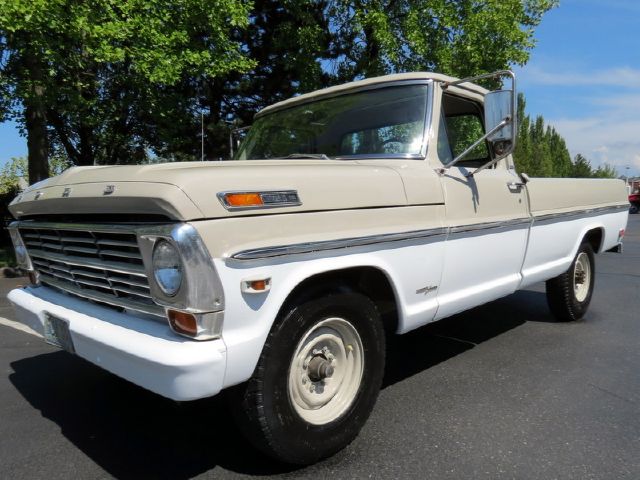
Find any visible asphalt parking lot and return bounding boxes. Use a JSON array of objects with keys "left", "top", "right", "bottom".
[{"left": 1, "top": 215, "right": 639, "bottom": 479}]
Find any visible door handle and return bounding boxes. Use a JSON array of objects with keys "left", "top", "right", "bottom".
[{"left": 507, "top": 181, "right": 525, "bottom": 192}]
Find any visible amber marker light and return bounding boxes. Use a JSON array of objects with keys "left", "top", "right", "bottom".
[
  {"left": 168, "top": 309, "right": 198, "bottom": 337},
  {"left": 241, "top": 277, "right": 272, "bottom": 294},
  {"left": 249, "top": 280, "right": 267, "bottom": 291},
  {"left": 224, "top": 193, "right": 264, "bottom": 208}
]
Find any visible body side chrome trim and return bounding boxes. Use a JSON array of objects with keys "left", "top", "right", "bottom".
[
  {"left": 231, "top": 227, "right": 448, "bottom": 260},
  {"left": 230, "top": 204, "right": 627, "bottom": 260},
  {"left": 532, "top": 204, "right": 629, "bottom": 223},
  {"left": 449, "top": 217, "right": 531, "bottom": 235}
]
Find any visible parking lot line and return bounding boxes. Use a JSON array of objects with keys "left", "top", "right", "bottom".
[{"left": 0, "top": 317, "right": 40, "bottom": 337}]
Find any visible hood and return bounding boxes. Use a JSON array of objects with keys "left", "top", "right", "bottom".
[{"left": 9, "top": 160, "right": 408, "bottom": 221}]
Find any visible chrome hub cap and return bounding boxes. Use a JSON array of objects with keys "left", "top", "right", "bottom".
[
  {"left": 288, "top": 317, "right": 364, "bottom": 425},
  {"left": 574, "top": 252, "right": 591, "bottom": 302}
]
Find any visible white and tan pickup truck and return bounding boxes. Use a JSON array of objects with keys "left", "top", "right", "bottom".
[{"left": 6, "top": 71, "right": 628, "bottom": 464}]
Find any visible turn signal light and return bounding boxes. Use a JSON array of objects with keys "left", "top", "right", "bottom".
[
  {"left": 167, "top": 310, "right": 198, "bottom": 337},
  {"left": 241, "top": 277, "right": 272, "bottom": 293},
  {"left": 250, "top": 280, "right": 267, "bottom": 291},
  {"left": 224, "top": 193, "right": 264, "bottom": 208}
]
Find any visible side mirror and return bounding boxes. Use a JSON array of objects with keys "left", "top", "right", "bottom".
[
  {"left": 440, "top": 70, "right": 517, "bottom": 175},
  {"left": 484, "top": 89, "right": 515, "bottom": 158}
]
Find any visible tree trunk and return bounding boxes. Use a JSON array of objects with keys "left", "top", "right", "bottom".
[{"left": 24, "top": 59, "right": 49, "bottom": 185}]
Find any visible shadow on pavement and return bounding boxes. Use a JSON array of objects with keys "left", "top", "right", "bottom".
[
  {"left": 383, "top": 289, "right": 552, "bottom": 387},
  {"left": 9, "top": 289, "right": 553, "bottom": 478}
]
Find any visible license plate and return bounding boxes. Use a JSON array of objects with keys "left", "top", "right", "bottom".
[{"left": 43, "top": 313, "right": 75, "bottom": 353}]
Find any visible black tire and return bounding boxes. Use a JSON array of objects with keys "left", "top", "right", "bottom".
[
  {"left": 545, "top": 242, "right": 595, "bottom": 321},
  {"left": 231, "top": 292, "right": 385, "bottom": 465},
  {"left": 630, "top": 204, "right": 639, "bottom": 214}
]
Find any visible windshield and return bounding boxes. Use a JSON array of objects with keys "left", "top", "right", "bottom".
[{"left": 234, "top": 84, "right": 430, "bottom": 160}]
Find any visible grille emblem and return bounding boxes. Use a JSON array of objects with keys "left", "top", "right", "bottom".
[
  {"left": 62, "top": 188, "right": 71, "bottom": 198},
  {"left": 103, "top": 185, "right": 116, "bottom": 195}
]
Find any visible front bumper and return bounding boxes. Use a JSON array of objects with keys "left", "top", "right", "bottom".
[{"left": 8, "top": 286, "right": 227, "bottom": 401}]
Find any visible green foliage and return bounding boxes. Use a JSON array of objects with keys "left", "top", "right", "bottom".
[
  {"left": 513, "top": 94, "right": 617, "bottom": 179},
  {"left": 445, "top": 115, "right": 489, "bottom": 160},
  {"left": 591, "top": 163, "right": 618, "bottom": 179},
  {"left": 570, "top": 154, "right": 617, "bottom": 179},
  {"left": 571, "top": 153, "right": 593, "bottom": 178},
  {"left": 0, "top": 157, "right": 27, "bottom": 195},
  {"left": 0, "top": 0, "right": 254, "bottom": 167},
  {"left": 1, "top": 0, "right": 558, "bottom": 167},
  {"left": 328, "top": 0, "right": 558, "bottom": 80},
  {"left": 0, "top": 156, "right": 71, "bottom": 195}
]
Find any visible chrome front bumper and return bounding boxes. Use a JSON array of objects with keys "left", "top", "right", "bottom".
[{"left": 8, "top": 286, "right": 227, "bottom": 401}]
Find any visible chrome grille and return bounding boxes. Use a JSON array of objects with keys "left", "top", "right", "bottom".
[{"left": 19, "top": 224, "right": 163, "bottom": 317}]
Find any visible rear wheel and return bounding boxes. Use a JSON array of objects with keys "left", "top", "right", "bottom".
[
  {"left": 232, "top": 292, "right": 385, "bottom": 465},
  {"left": 630, "top": 204, "right": 639, "bottom": 214},
  {"left": 546, "top": 242, "right": 595, "bottom": 321}
]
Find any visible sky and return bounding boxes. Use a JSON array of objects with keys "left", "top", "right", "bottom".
[
  {"left": 513, "top": 0, "right": 640, "bottom": 176},
  {"left": 1, "top": 0, "right": 639, "bottom": 175}
]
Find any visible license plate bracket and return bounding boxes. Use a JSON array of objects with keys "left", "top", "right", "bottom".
[{"left": 43, "top": 313, "right": 75, "bottom": 353}]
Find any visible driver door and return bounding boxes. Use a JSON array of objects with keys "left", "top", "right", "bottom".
[{"left": 435, "top": 98, "right": 530, "bottom": 320}]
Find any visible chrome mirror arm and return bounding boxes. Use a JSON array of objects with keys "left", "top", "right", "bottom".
[
  {"left": 466, "top": 152, "right": 508, "bottom": 177},
  {"left": 439, "top": 118, "right": 509, "bottom": 174}
]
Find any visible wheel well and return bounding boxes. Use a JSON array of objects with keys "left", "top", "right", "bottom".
[
  {"left": 583, "top": 228, "right": 603, "bottom": 253},
  {"left": 279, "top": 267, "right": 399, "bottom": 334}
]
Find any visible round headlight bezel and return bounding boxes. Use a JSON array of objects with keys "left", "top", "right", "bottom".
[{"left": 152, "top": 239, "right": 184, "bottom": 297}]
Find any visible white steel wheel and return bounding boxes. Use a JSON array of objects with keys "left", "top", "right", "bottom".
[
  {"left": 232, "top": 292, "right": 385, "bottom": 465},
  {"left": 573, "top": 252, "right": 592, "bottom": 302},
  {"left": 546, "top": 241, "right": 596, "bottom": 322},
  {"left": 288, "top": 317, "right": 364, "bottom": 425}
]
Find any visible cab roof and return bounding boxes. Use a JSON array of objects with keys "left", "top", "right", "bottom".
[{"left": 256, "top": 72, "right": 489, "bottom": 118}]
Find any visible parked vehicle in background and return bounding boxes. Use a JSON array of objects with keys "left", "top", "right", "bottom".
[
  {"left": 6, "top": 70, "right": 629, "bottom": 465},
  {"left": 629, "top": 192, "right": 640, "bottom": 214}
]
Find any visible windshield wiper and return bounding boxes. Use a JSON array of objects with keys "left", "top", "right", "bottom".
[{"left": 284, "top": 153, "right": 331, "bottom": 160}]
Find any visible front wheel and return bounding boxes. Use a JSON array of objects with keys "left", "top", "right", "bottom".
[
  {"left": 546, "top": 242, "right": 595, "bottom": 321},
  {"left": 232, "top": 292, "right": 386, "bottom": 465}
]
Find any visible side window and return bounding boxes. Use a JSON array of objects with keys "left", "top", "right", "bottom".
[
  {"left": 438, "top": 94, "right": 491, "bottom": 165},
  {"left": 445, "top": 115, "right": 489, "bottom": 161}
]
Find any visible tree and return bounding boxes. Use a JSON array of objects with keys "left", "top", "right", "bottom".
[
  {"left": 154, "top": 0, "right": 336, "bottom": 160},
  {"left": 327, "top": 0, "right": 558, "bottom": 81},
  {"left": 515, "top": 110, "right": 571, "bottom": 178},
  {"left": 0, "top": 0, "right": 254, "bottom": 180},
  {"left": 1, "top": 0, "right": 558, "bottom": 171},
  {"left": 196, "top": 0, "right": 558, "bottom": 159},
  {"left": 592, "top": 163, "right": 617, "bottom": 178},
  {"left": 571, "top": 154, "right": 593, "bottom": 178},
  {"left": 0, "top": 156, "right": 71, "bottom": 195}
]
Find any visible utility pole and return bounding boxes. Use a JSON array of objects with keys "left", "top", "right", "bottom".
[{"left": 201, "top": 111, "right": 205, "bottom": 161}]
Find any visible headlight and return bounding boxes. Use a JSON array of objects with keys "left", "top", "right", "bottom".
[{"left": 152, "top": 240, "right": 183, "bottom": 296}]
